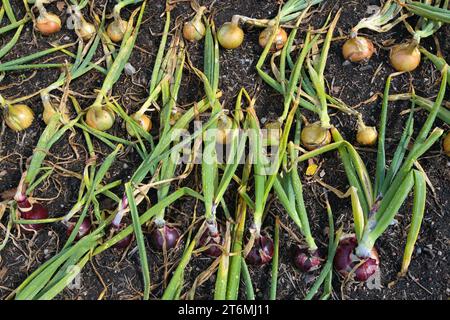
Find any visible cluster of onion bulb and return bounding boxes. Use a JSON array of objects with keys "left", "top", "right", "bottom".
[
  {"left": 182, "top": 6, "right": 207, "bottom": 42},
  {"left": 300, "top": 122, "right": 331, "bottom": 150},
  {"left": 33, "top": 0, "right": 62, "bottom": 36}
]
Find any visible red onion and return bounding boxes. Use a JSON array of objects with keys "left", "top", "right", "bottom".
[
  {"left": 334, "top": 235, "right": 379, "bottom": 282},
  {"left": 110, "top": 223, "right": 133, "bottom": 249},
  {"left": 293, "top": 246, "right": 322, "bottom": 272},
  {"left": 17, "top": 198, "right": 48, "bottom": 231},
  {"left": 66, "top": 218, "right": 91, "bottom": 240},
  {"left": 149, "top": 225, "right": 180, "bottom": 251},
  {"left": 246, "top": 235, "right": 274, "bottom": 265},
  {"left": 199, "top": 229, "right": 222, "bottom": 257}
]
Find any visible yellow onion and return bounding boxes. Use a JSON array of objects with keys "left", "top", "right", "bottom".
[
  {"left": 107, "top": 19, "right": 127, "bottom": 43},
  {"left": 126, "top": 113, "right": 152, "bottom": 137},
  {"left": 169, "top": 108, "right": 182, "bottom": 126},
  {"left": 5, "top": 104, "right": 34, "bottom": 131},
  {"left": 77, "top": 19, "right": 96, "bottom": 41},
  {"left": 217, "top": 22, "right": 244, "bottom": 49},
  {"left": 85, "top": 107, "right": 115, "bottom": 131},
  {"left": 258, "top": 26, "right": 288, "bottom": 51},
  {"left": 443, "top": 132, "right": 450, "bottom": 157},
  {"left": 36, "top": 12, "right": 61, "bottom": 36},
  {"left": 356, "top": 125, "right": 378, "bottom": 146},
  {"left": 342, "top": 36, "right": 375, "bottom": 62},
  {"left": 301, "top": 123, "right": 331, "bottom": 150},
  {"left": 183, "top": 18, "right": 205, "bottom": 42},
  {"left": 263, "top": 121, "right": 281, "bottom": 146},
  {"left": 389, "top": 42, "right": 421, "bottom": 72},
  {"left": 216, "top": 115, "right": 234, "bottom": 145}
]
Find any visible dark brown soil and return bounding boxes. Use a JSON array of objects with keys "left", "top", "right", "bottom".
[{"left": 0, "top": 0, "right": 449, "bottom": 300}]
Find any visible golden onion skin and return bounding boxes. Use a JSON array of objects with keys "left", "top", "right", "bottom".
[
  {"left": 126, "top": 113, "right": 152, "bottom": 137},
  {"left": 356, "top": 126, "right": 378, "bottom": 146},
  {"left": 36, "top": 12, "right": 61, "bottom": 36},
  {"left": 107, "top": 19, "right": 127, "bottom": 43},
  {"left": 183, "top": 20, "right": 206, "bottom": 42},
  {"left": 301, "top": 123, "right": 331, "bottom": 151},
  {"left": 78, "top": 21, "right": 96, "bottom": 41},
  {"left": 258, "top": 27, "right": 288, "bottom": 51},
  {"left": 342, "top": 36, "right": 375, "bottom": 62},
  {"left": 443, "top": 132, "right": 450, "bottom": 157},
  {"left": 389, "top": 43, "right": 421, "bottom": 72},
  {"left": 85, "top": 107, "right": 115, "bottom": 131},
  {"left": 217, "top": 22, "right": 244, "bottom": 49},
  {"left": 5, "top": 104, "right": 34, "bottom": 131}
]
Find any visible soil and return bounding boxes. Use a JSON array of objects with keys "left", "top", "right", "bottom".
[{"left": 0, "top": 0, "right": 449, "bottom": 300}]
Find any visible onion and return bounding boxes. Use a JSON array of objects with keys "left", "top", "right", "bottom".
[
  {"left": 389, "top": 42, "right": 421, "bottom": 72},
  {"left": 110, "top": 223, "right": 133, "bottom": 249},
  {"left": 246, "top": 235, "right": 274, "bottom": 265},
  {"left": 443, "top": 132, "right": 450, "bottom": 157},
  {"left": 334, "top": 235, "right": 379, "bottom": 282},
  {"left": 126, "top": 113, "right": 152, "bottom": 137},
  {"left": 77, "top": 19, "right": 96, "bottom": 41},
  {"left": 293, "top": 246, "right": 322, "bottom": 272},
  {"left": 199, "top": 228, "right": 223, "bottom": 257},
  {"left": 301, "top": 123, "right": 331, "bottom": 150},
  {"left": 342, "top": 36, "right": 374, "bottom": 62},
  {"left": 217, "top": 22, "right": 244, "bottom": 49},
  {"left": 183, "top": 19, "right": 206, "bottom": 42},
  {"left": 258, "top": 26, "right": 287, "bottom": 51},
  {"left": 85, "top": 107, "right": 115, "bottom": 131},
  {"left": 169, "top": 108, "right": 182, "bottom": 126},
  {"left": 263, "top": 121, "right": 281, "bottom": 146},
  {"left": 66, "top": 218, "right": 91, "bottom": 240},
  {"left": 356, "top": 125, "right": 378, "bottom": 146},
  {"left": 16, "top": 198, "right": 49, "bottom": 231},
  {"left": 149, "top": 225, "right": 181, "bottom": 251},
  {"left": 216, "top": 115, "right": 233, "bottom": 145},
  {"left": 5, "top": 104, "right": 34, "bottom": 131},
  {"left": 107, "top": 19, "right": 128, "bottom": 43},
  {"left": 36, "top": 12, "right": 61, "bottom": 36}
]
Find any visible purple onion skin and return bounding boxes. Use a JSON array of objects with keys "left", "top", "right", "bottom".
[
  {"left": 66, "top": 218, "right": 91, "bottom": 240},
  {"left": 17, "top": 199, "right": 49, "bottom": 231},
  {"left": 199, "top": 230, "right": 222, "bottom": 257},
  {"left": 293, "top": 247, "right": 322, "bottom": 272},
  {"left": 110, "top": 223, "right": 133, "bottom": 249},
  {"left": 334, "top": 235, "right": 379, "bottom": 282},
  {"left": 246, "top": 235, "right": 274, "bottom": 266},
  {"left": 149, "top": 225, "right": 180, "bottom": 251}
]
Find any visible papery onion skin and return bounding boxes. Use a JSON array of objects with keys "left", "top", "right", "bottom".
[
  {"left": 301, "top": 123, "right": 331, "bottom": 151},
  {"left": 293, "top": 246, "right": 322, "bottom": 272},
  {"left": 356, "top": 126, "right": 378, "bottom": 146},
  {"left": 66, "top": 218, "right": 92, "bottom": 240},
  {"left": 36, "top": 12, "right": 61, "bottom": 36},
  {"left": 443, "top": 132, "right": 450, "bottom": 157},
  {"left": 217, "top": 22, "right": 244, "bottom": 49},
  {"left": 85, "top": 107, "right": 115, "bottom": 131},
  {"left": 78, "top": 21, "right": 96, "bottom": 41},
  {"left": 107, "top": 19, "right": 128, "bottom": 43},
  {"left": 126, "top": 113, "right": 152, "bottom": 137},
  {"left": 17, "top": 199, "right": 49, "bottom": 231},
  {"left": 342, "top": 37, "right": 375, "bottom": 62},
  {"left": 149, "top": 225, "right": 181, "bottom": 251},
  {"left": 389, "top": 43, "right": 421, "bottom": 72},
  {"left": 246, "top": 235, "right": 274, "bottom": 265},
  {"left": 199, "top": 229, "right": 222, "bottom": 257},
  {"left": 334, "top": 235, "right": 379, "bottom": 282},
  {"left": 5, "top": 104, "right": 34, "bottom": 131},
  {"left": 183, "top": 20, "right": 206, "bottom": 42},
  {"left": 259, "top": 27, "right": 288, "bottom": 51}
]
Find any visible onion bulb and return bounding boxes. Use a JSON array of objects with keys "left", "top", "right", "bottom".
[
  {"left": 301, "top": 123, "right": 331, "bottom": 150},
  {"left": 77, "top": 19, "right": 96, "bottom": 41},
  {"left": 107, "top": 19, "right": 127, "bottom": 43},
  {"left": 36, "top": 12, "right": 61, "bottom": 36},
  {"left": 217, "top": 22, "right": 244, "bottom": 49},
  {"left": 126, "top": 113, "right": 152, "bottom": 137},
  {"left": 263, "top": 121, "right": 281, "bottom": 146},
  {"left": 258, "top": 26, "right": 288, "bottom": 51},
  {"left": 5, "top": 104, "right": 34, "bottom": 131},
  {"left": 199, "top": 229, "right": 223, "bottom": 257},
  {"left": 149, "top": 225, "right": 181, "bottom": 251},
  {"left": 443, "top": 132, "right": 450, "bottom": 157},
  {"left": 334, "top": 235, "right": 379, "bottom": 282},
  {"left": 85, "top": 107, "right": 115, "bottom": 131},
  {"left": 356, "top": 125, "right": 378, "bottom": 146},
  {"left": 66, "top": 218, "right": 91, "bottom": 240},
  {"left": 110, "top": 223, "right": 133, "bottom": 249},
  {"left": 246, "top": 235, "right": 274, "bottom": 265},
  {"left": 342, "top": 36, "right": 374, "bottom": 62},
  {"left": 389, "top": 42, "right": 421, "bottom": 72},
  {"left": 16, "top": 198, "right": 49, "bottom": 231},
  {"left": 169, "top": 108, "right": 182, "bottom": 126},
  {"left": 183, "top": 16, "right": 206, "bottom": 42},
  {"left": 216, "top": 115, "right": 234, "bottom": 145},
  {"left": 293, "top": 246, "right": 322, "bottom": 272}
]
